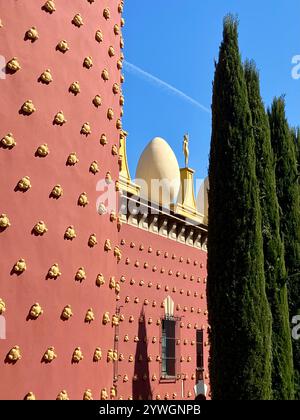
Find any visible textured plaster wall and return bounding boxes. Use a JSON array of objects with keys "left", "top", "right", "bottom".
[
  {"left": 0, "top": 0, "right": 123, "bottom": 400},
  {"left": 116, "top": 225, "right": 209, "bottom": 400}
]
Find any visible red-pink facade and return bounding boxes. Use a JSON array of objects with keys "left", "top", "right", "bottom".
[
  {"left": 0, "top": 0, "right": 209, "bottom": 400},
  {"left": 117, "top": 224, "right": 209, "bottom": 400}
]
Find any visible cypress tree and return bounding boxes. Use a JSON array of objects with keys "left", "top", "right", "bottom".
[
  {"left": 291, "top": 127, "right": 299, "bottom": 174},
  {"left": 245, "top": 63, "right": 294, "bottom": 399},
  {"left": 207, "top": 16, "right": 272, "bottom": 400},
  {"left": 268, "top": 99, "right": 300, "bottom": 398}
]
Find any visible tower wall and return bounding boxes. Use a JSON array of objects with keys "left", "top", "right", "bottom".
[{"left": 0, "top": 0, "right": 122, "bottom": 400}]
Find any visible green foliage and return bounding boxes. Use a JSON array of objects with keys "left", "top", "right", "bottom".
[
  {"left": 207, "top": 15, "right": 272, "bottom": 400},
  {"left": 245, "top": 63, "right": 294, "bottom": 399},
  {"left": 269, "top": 99, "right": 300, "bottom": 398}
]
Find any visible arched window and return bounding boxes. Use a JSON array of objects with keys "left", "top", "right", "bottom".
[{"left": 161, "top": 296, "right": 180, "bottom": 379}]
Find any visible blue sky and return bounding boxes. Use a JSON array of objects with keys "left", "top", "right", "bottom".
[{"left": 122, "top": 0, "right": 300, "bottom": 182}]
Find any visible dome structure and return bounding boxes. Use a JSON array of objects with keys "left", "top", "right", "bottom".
[{"left": 135, "top": 137, "right": 180, "bottom": 206}]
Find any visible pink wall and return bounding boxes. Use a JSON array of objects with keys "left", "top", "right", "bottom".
[
  {"left": 0, "top": 0, "right": 122, "bottom": 400},
  {"left": 0, "top": 0, "right": 209, "bottom": 401},
  {"left": 116, "top": 225, "right": 209, "bottom": 400}
]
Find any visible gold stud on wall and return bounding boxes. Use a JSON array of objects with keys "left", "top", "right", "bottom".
[
  {"left": 114, "top": 246, "right": 122, "bottom": 262},
  {"left": 43, "top": 1, "right": 56, "bottom": 13},
  {"left": 114, "top": 24, "right": 120, "bottom": 35},
  {"left": 0, "top": 213, "right": 10, "bottom": 229},
  {"left": 83, "top": 389, "right": 93, "bottom": 400},
  {"left": 112, "top": 313, "right": 119, "bottom": 326},
  {"left": 69, "top": 81, "right": 80, "bottom": 95},
  {"left": 105, "top": 171, "right": 112, "bottom": 184},
  {"left": 78, "top": 192, "right": 89, "bottom": 207},
  {"left": 47, "top": 263, "right": 61, "bottom": 279},
  {"left": 108, "top": 46, "right": 115, "bottom": 58},
  {"left": 83, "top": 56, "right": 93, "bottom": 69},
  {"left": 103, "top": 8, "right": 110, "bottom": 19},
  {"left": 17, "top": 176, "right": 31, "bottom": 191},
  {"left": 110, "top": 387, "right": 117, "bottom": 398},
  {"left": 101, "top": 388, "right": 108, "bottom": 400},
  {"left": 116, "top": 119, "right": 122, "bottom": 130},
  {"left": 93, "top": 95, "right": 101, "bottom": 107},
  {"left": 56, "top": 390, "right": 69, "bottom": 400},
  {"left": 100, "top": 133, "right": 107, "bottom": 145},
  {"left": 13, "top": 258, "right": 27, "bottom": 274},
  {"left": 56, "top": 40, "right": 69, "bottom": 53},
  {"left": 117, "top": 60, "right": 123, "bottom": 70},
  {"left": 75, "top": 267, "right": 86, "bottom": 282},
  {"left": 72, "top": 14, "right": 83, "bottom": 27},
  {"left": 129, "top": 315, "right": 134, "bottom": 323},
  {"left": 25, "top": 392, "right": 36, "bottom": 400},
  {"left": 106, "top": 349, "right": 114, "bottom": 362},
  {"left": 43, "top": 346, "right": 57, "bottom": 362},
  {"left": 95, "top": 30, "right": 103, "bottom": 43},
  {"left": 81, "top": 122, "right": 91, "bottom": 136},
  {"left": 89, "top": 160, "right": 99, "bottom": 174},
  {"left": 118, "top": 1, "right": 124, "bottom": 13},
  {"left": 115, "top": 282, "right": 121, "bottom": 293},
  {"left": 54, "top": 111, "right": 66, "bottom": 125},
  {"left": 0, "top": 298, "right": 6, "bottom": 314},
  {"left": 21, "top": 100, "right": 36, "bottom": 115},
  {"left": 64, "top": 225, "right": 76, "bottom": 240},
  {"left": 98, "top": 202, "right": 107, "bottom": 215},
  {"left": 107, "top": 108, "right": 114, "bottom": 120},
  {"left": 72, "top": 347, "right": 83, "bottom": 363},
  {"left": 39, "top": 69, "right": 53, "bottom": 84},
  {"left": 85, "top": 308, "right": 95, "bottom": 322},
  {"left": 95, "top": 273, "right": 105, "bottom": 287},
  {"left": 1, "top": 133, "right": 16, "bottom": 148},
  {"left": 66, "top": 152, "right": 79, "bottom": 166},
  {"left": 109, "top": 276, "right": 116, "bottom": 289},
  {"left": 33, "top": 220, "right": 48, "bottom": 235},
  {"left": 8, "top": 346, "right": 21, "bottom": 362},
  {"left": 104, "top": 239, "right": 112, "bottom": 251},
  {"left": 29, "top": 303, "right": 43, "bottom": 319},
  {"left": 110, "top": 211, "right": 117, "bottom": 222},
  {"left": 101, "top": 69, "right": 109, "bottom": 81},
  {"left": 88, "top": 233, "right": 97, "bottom": 247},
  {"left": 61, "top": 305, "right": 73, "bottom": 320},
  {"left": 25, "top": 27, "right": 39, "bottom": 42},
  {"left": 102, "top": 311, "right": 110, "bottom": 325},
  {"left": 93, "top": 347, "right": 102, "bottom": 361},
  {"left": 36, "top": 143, "right": 49, "bottom": 157}
]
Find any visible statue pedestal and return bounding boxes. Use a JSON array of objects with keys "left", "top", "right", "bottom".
[{"left": 171, "top": 167, "right": 204, "bottom": 224}]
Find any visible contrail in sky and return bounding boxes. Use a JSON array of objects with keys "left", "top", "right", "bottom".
[{"left": 124, "top": 61, "right": 211, "bottom": 114}]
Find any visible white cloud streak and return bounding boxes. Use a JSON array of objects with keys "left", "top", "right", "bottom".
[{"left": 124, "top": 61, "right": 211, "bottom": 114}]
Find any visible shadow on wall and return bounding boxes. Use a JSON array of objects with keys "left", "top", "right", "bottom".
[{"left": 132, "top": 309, "right": 153, "bottom": 400}]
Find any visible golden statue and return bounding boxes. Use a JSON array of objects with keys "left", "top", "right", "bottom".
[{"left": 183, "top": 133, "right": 189, "bottom": 167}]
